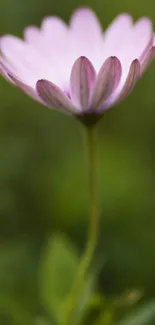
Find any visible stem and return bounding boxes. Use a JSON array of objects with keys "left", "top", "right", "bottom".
[
  {"left": 86, "top": 125, "right": 99, "bottom": 266},
  {"left": 63, "top": 125, "right": 100, "bottom": 325}
]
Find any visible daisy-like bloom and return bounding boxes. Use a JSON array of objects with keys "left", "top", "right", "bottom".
[{"left": 0, "top": 8, "right": 154, "bottom": 123}]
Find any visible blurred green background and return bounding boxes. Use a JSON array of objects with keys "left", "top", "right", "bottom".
[{"left": 1, "top": 0, "right": 155, "bottom": 324}]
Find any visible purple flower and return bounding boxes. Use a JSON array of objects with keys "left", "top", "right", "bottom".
[{"left": 0, "top": 8, "right": 154, "bottom": 119}]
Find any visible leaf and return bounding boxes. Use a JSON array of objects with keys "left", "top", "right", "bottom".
[
  {"left": 75, "top": 258, "right": 105, "bottom": 324},
  {"left": 80, "top": 295, "right": 104, "bottom": 325},
  {"left": 117, "top": 299, "right": 155, "bottom": 325},
  {"left": 0, "top": 239, "right": 39, "bottom": 324},
  {"left": 39, "top": 234, "right": 79, "bottom": 323},
  {"left": 0, "top": 294, "right": 34, "bottom": 325}
]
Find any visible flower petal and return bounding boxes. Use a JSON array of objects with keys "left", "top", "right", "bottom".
[
  {"left": 119, "top": 17, "right": 153, "bottom": 67},
  {"left": 133, "top": 18, "right": 153, "bottom": 60},
  {"left": 90, "top": 56, "right": 122, "bottom": 110},
  {"left": 70, "top": 7, "right": 102, "bottom": 38},
  {"left": 24, "top": 26, "right": 41, "bottom": 44},
  {"left": 0, "top": 35, "right": 43, "bottom": 86},
  {"left": 0, "top": 59, "right": 41, "bottom": 99},
  {"left": 103, "top": 14, "right": 133, "bottom": 59},
  {"left": 139, "top": 36, "right": 153, "bottom": 63},
  {"left": 70, "top": 56, "right": 96, "bottom": 110},
  {"left": 0, "top": 35, "right": 33, "bottom": 69},
  {"left": 0, "top": 59, "right": 41, "bottom": 102},
  {"left": 70, "top": 8, "right": 103, "bottom": 69},
  {"left": 41, "top": 16, "right": 68, "bottom": 35},
  {"left": 140, "top": 46, "right": 155, "bottom": 75},
  {"left": 0, "top": 57, "right": 16, "bottom": 83},
  {"left": 36, "top": 79, "right": 77, "bottom": 113},
  {"left": 9, "top": 74, "right": 41, "bottom": 101},
  {"left": 118, "top": 59, "right": 140, "bottom": 102}
]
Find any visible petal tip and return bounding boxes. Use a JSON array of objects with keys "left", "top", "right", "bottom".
[
  {"left": 71, "top": 6, "right": 94, "bottom": 17},
  {"left": 131, "top": 59, "right": 141, "bottom": 76},
  {"left": 36, "top": 79, "right": 49, "bottom": 97},
  {"left": 131, "top": 58, "right": 140, "bottom": 68},
  {"left": 106, "top": 55, "right": 121, "bottom": 64},
  {"left": 79, "top": 55, "right": 88, "bottom": 61},
  {"left": 36, "top": 79, "right": 45, "bottom": 89},
  {"left": 111, "top": 56, "right": 120, "bottom": 62},
  {"left": 70, "top": 6, "right": 100, "bottom": 29}
]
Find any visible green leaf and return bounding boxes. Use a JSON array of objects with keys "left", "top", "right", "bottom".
[
  {"left": 0, "top": 294, "right": 34, "bottom": 325},
  {"left": 39, "top": 234, "right": 79, "bottom": 324},
  {"left": 118, "top": 300, "right": 155, "bottom": 325},
  {"left": 0, "top": 239, "right": 39, "bottom": 325},
  {"left": 80, "top": 295, "right": 104, "bottom": 325}
]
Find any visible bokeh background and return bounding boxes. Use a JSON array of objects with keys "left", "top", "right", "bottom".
[{"left": 0, "top": 0, "right": 155, "bottom": 324}]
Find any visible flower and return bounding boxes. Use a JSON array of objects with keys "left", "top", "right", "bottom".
[{"left": 0, "top": 8, "right": 154, "bottom": 122}]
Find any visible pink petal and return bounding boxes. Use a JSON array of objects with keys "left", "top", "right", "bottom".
[
  {"left": 0, "top": 59, "right": 41, "bottom": 103},
  {"left": 0, "top": 57, "right": 16, "bottom": 83},
  {"left": 24, "top": 20, "right": 71, "bottom": 86},
  {"left": 0, "top": 59, "right": 41, "bottom": 101},
  {"left": 36, "top": 79, "right": 77, "bottom": 113},
  {"left": 113, "top": 19, "right": 152, "bottom": 99},
  {"left": 41, "top": 16, "right": 68, "bottom": 35},
  {"left": 70, "top": 7, "right": 102, "bottom": 36},
  {"left": 103, "top": 14, "right": 133, "bottom": 59},
  {"left": 120, "top": 17, "right": 153, "bottom": 67},
  {"left": 24, "top": 26, "right": 41, "bottom": 44},
  {"left": 9, "top": 74, "right": 41, "bottom": 101},
  {"left": 90, "top": 56, "right": 122, "bottom": 110},
  {"left": 70, "top": 56, "right": 96, "bottom": 110},
  {"left": 70, "top": 8, "right": 103, "bottom": 69},
  {"left": 103, "top": 15, "right": 152, "bottom": 75},
  {"left": 139, "top": 36, "right": 153, "bottom": 63},
  {"left": 133, "top": 18, "right": 153, "bottom": 60},
  {"left": 40, "top": 16, "right": 69, "bottom": 58},
  {"left": 40, "top": 17, "right": 69, "bottom": 58},
  {"left": 40, "top": 17, "right": 71, "bottom": 84},
  {"left": 118, "top": 59, "right": 140, "bottom": 102},
  {"left": 0, "top": 35, "right": 66, "bottom": 88},
  {"left": 0, "top": 35, "right": 41, "bottom": 86},
  {"left": 140, "top": 46, "right": 155, "bottom": 75},
  {"left": 0, "top": 35, "right": 32, "bottom": 68}
]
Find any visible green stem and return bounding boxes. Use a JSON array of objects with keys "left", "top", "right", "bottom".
[
  {"left": 86, "top": 125, "right": 99, "bottom": 266},
  {"left": 63, "top": 125, "right": 100, "bottom": 325}
]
